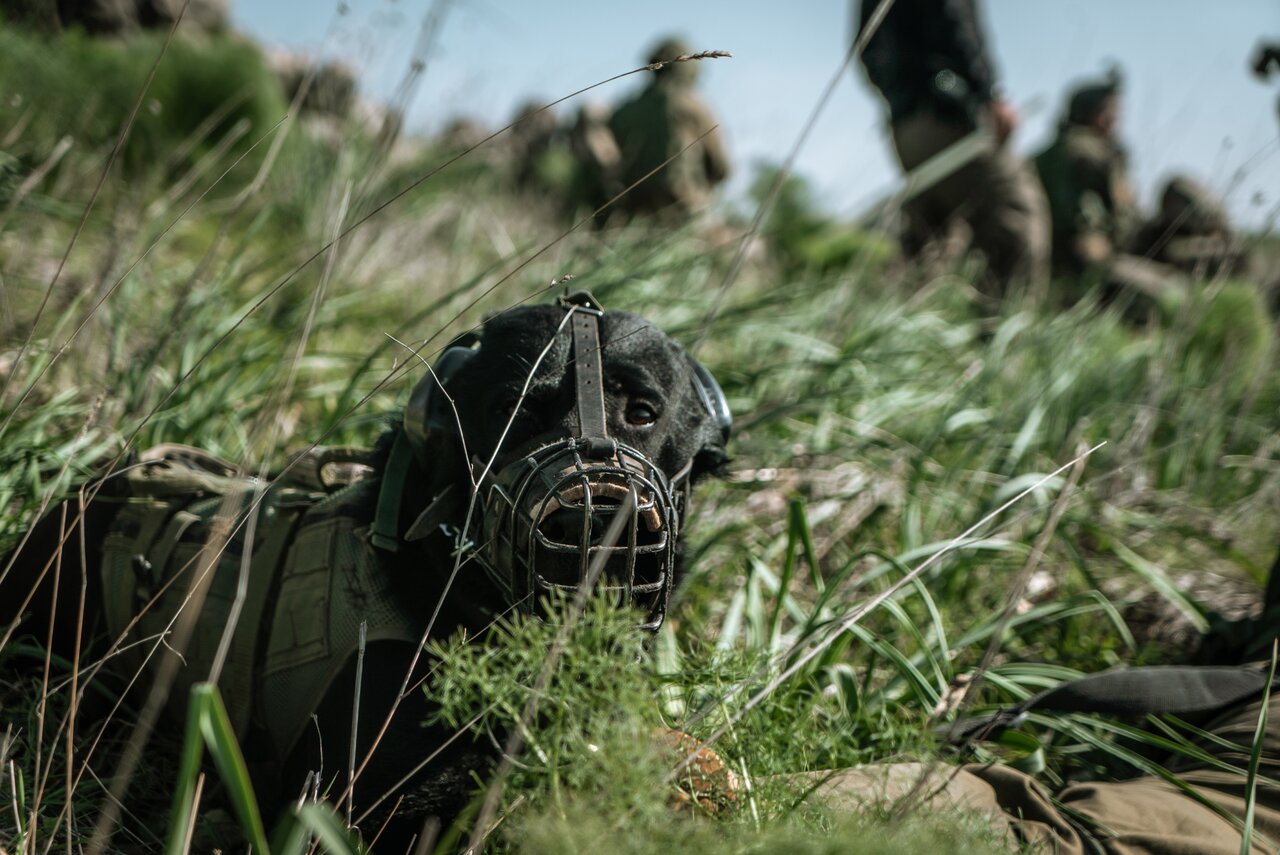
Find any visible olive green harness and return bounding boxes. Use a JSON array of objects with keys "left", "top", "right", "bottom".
[{"left": 99, "top": 444, "right": 421, "bottom": 760}]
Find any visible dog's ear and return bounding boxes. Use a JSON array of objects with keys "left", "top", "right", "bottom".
[
  {"left": 403, "top": 332, "right": 482, "bottom": 464},
  {"left": 686, "top": 354, "right": 732, "bottom": 483}
]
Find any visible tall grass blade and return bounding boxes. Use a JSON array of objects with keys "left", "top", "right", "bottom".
[
  {"left": 1239, "top": 645, "right": 1277, "bottom": 855},
  {"left": 163, "top": 683, "right": 269, "bottom": 855},
  {"left": 1111, "top": 541, "right": 1210, "bottom": 633}
]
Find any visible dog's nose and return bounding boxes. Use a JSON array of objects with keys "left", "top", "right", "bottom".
[{"left": 541, "top": 507, "right": 610, "bottom": 547}]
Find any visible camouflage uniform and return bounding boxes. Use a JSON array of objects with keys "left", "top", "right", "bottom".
[
  {"left": 567, "top": 102, "right": 622, "bottom": 214},
  {"left": 1034, "top": 79, "right": 1184, "bottom": 307},
  {"left": 607, "top": 37, "right": 730, "bottom": 218},
  {"left": 1129, "top": 176, "right": 1249, "bottom": 279},
  {"left": 857, "top": 0, "right": 1049, "bottom": 297},
  {"left": 1034, "top": 122, "right": 1137, "bottom": 272}
]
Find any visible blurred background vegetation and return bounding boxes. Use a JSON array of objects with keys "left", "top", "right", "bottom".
[{"left": 0, "top": 9, "right": 1277, "bottom": 854}]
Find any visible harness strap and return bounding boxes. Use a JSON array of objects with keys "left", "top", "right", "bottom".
[
  {"left": 149, "top": 510, "right": 201, "bottom": 578},
  {"left": 945, "top": 665, "right": 1270, "bottom": 742},
  {"left": 571, "top": 307, "right": 608, "bottom": 440},
  {"left": 370, "top": 430, "right": 414, "bottom": 553},
  {"left": 220, "top": 486, "right": 310, "bottom": 735},
  {"left": 99, "top": 498, "right": 190, "bottom": 647}
]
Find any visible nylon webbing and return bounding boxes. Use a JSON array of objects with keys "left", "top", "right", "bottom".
[
  {"left": 946, "top": 665, "right": 1269, "bottom": 743},
  {"left": 1018, "top": 665, "right": 1268, "bottom": 716},
  {"left": 370, "top": 429, "right": 414, "bottom": 552},
  {"left": 222, "top": 486, "right": 308, "bottom": 735}
]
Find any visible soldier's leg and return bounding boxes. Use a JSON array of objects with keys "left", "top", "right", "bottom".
[
  {"left": 889, "top": 113, "right": 970, "bottom": 270},
  {"left": 1048, "top": 775, "right": 1272, "bottom": 854},
  {"left": 804, "top": 761, "right": 1091, "bottom": 852},
  {"left": 1042, "top": 545, "right": 1280, "bottom": 852},
  {"left": 963, "top": 150, "right": 1050, "bottom": 301},
  {"left": 891, "top": 113, "right": 1049, "bottom": 300},
  {"left": 971, "top": 695, "right": 1280, "bottom": 855},
  {"left": 809, "top": 682, "right": 1280, "bottom": 853},
  {"left": 1045, "top": 691, "right": 1280, "bottom": 854}
]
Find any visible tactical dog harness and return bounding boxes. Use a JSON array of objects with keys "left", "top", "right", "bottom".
[{"left": 99, "top": 446, "right": 419, "bottom": 757}]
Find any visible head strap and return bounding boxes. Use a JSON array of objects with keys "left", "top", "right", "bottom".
[{"left": 570, "top": 307, "right": 608, "bottom": 440}]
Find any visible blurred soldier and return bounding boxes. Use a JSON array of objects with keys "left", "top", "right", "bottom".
[
  {"left": 566, "top": 102, "right": 622, "bottom": 215},
  {"left": 140, "top": 0, "right": 228, "bottom": 32},
  {"left": 274, "top": 57, "right": 358, "bottom": 118},
  {"left": 1251, "top": 41, "right": 1280, "bottom": 312},
  {"left": 0, "top": 0, "right": 228, "bottom": 33},
  {"left": 1254, "top": 40, "right": 1280, "bottom": 122},
  {"left": 1034, "top": 74, "right": 1138, "bottom": 274},
  {"left": 1035, "top": 76, "right": 1244, "bottom": 308},
  {"left": 436, "top": 116, "right": 490, "bottom": 153},
  {"left": 608, "top": 36, "right": 730, "bottom": 219},
  {"left": 857, "top": 0, "right": 1048, "bottom": 300},
  {"left": 507, "top": 99, "right": 562, "bottom": 189},
  {"left": 1130, "top": 175, "right": 1248, "bottom": 279}
]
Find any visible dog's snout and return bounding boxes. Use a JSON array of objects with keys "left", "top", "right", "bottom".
[
  {"left": 478, "top": 436, "right": 680, "bottom": 629},
  {"left": 541, "top": 507, "right": 610, "bottom": 546},
  {"left": 549, "top": 475, "right": 664, "bottom": 534}
]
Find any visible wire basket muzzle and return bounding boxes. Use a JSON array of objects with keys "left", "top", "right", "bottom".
[{"left": 478, "top": 438, "right": 681, "bottom": 630}]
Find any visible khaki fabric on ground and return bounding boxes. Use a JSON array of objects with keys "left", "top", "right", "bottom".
[
  {"left": 809, "top": 692, "right": 1280, "bottom": 854},
  {"left": 890, "top": 110, "right": 1049, "bottom": 299}
]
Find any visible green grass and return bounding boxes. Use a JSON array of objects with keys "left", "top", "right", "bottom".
[
  {"left": 0, "top": 27, "right": 288, "bottom": 173},
  {"left": 1, "top": 23, "right": 1278, "bottom": 855}
]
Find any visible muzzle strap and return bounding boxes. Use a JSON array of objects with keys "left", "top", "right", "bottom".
[{"left": 571, "top": 308, "right": 609, "bottom": 440}]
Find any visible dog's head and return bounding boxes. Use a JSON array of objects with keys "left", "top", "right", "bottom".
[{"left": 402, "top": 294, "right": 730, "bottom": 629}]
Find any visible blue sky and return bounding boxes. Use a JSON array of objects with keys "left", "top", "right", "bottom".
[{"left": 234, "top": 0, "right": 1280, "bottom": 228}]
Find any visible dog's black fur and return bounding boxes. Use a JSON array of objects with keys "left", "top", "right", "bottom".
[{"left": 0, "top": 304, "right": 729, "bottom": 845}]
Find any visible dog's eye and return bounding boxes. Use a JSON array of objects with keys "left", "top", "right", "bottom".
[
  {"left": 493, "top": 396, "right": 521, "bottom": 421},
  {"left": 625, "top": 401, "right": 659, "bottom": 426}
]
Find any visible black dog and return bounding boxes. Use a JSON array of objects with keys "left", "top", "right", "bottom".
[{"left": 0, "top": 294, "right": 730, "bottom": 843}]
